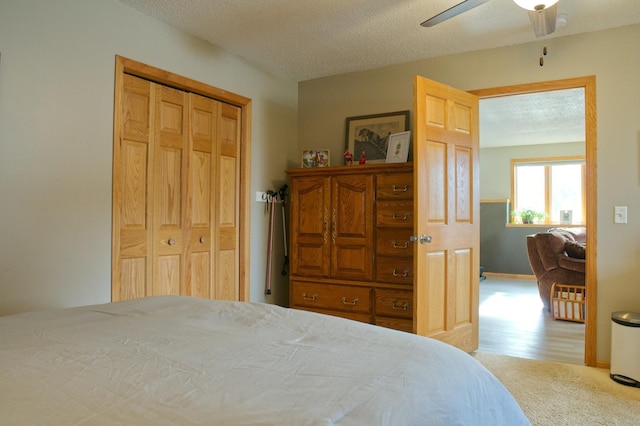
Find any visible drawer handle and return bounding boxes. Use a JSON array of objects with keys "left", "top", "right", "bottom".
[
  {"left": 302, "top": 293, "right": 318, "bottom": 301},
  {"left": 392, "top": 240, "right": 409, "bottom": 249},
  {"left": 391, "top": 184, "right": 409, "bottom": 192},
  {"left": 392, "top": 301, "right": 410, "bottom": 311},
  {"left": 199, "top": 236, "right": 206, "bottom": 243},
  {"left": 168, "top": 238, "right": 176, "bottom": 246},
  {"left": 341, "top": 297, "right": 359, "bottom": 306},
  {"left": 392, "top": 212, "right": 411, "bottom": 220},
  {"left": 392, "top": 269, "right": 410, "bottom": 277}
]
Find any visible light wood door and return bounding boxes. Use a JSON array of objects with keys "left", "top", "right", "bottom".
[
  {"left": 113, "top": 75, "right": 242, "bottom": 301},
  {"left": 214, "top": 103, "right": 242, "bottom": 300},
  {"left": 153, "top": 84, "right": 189, "bottom": 296},
  {"left": 113, "top": 56, "right": 250, "bottom": 303},
  {"left": 290, "top": 175, "right": 331, "bottom": 278},
  {"left": 187, "top": 93, "right": 217, "bottom": 298},
  {"left": 331, "top": 174, "right": 373, "bottom": 280},
  {"left": 413, "top": 76, "right": 480, "bottom": 352},
  {"left": 112, "top": 74, "right": 153, "bottom": 301}
]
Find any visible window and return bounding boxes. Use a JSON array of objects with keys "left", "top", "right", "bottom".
[{"left": 511, "top": 156, "right": 585, "bottom": 225}]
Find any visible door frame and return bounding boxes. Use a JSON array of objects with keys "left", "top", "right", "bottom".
[
  {"left": 112, "top": 55, "right": 252, "bottom": 301},
  {"left": 470, "top": 76, "right": 597, "bottom": 367}
]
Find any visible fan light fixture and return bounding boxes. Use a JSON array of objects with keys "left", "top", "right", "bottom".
[{"left": 513, "top": 0, "right": 559, "bottom": 12}]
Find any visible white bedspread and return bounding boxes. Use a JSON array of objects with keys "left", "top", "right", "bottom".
[{"left": 0, "top": 296, "right": 529, "bottom": 425}]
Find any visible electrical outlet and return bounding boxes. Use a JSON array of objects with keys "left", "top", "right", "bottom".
[{"left": 614, "top": 206, "right": 627, "bottom": 224}]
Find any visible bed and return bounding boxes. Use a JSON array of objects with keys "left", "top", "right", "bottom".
[{"left": 0, "top": 296, "right": 529, "bottom": 425}]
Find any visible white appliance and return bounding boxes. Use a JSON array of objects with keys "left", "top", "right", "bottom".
[{"left": 610, "top": 311, "right": 640, "bottom": 387}]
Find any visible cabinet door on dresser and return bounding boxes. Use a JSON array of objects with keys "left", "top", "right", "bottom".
[
  {"left": 289, "top": 175, "right": 331, "bottom": 278},
  {"left": 331, "top": 174, "right": 374, "bottom": 281}
]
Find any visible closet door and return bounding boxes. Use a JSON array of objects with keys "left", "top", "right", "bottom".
[
  {"left": 187, "top": 93, "right": 217, "bottom": 298},
  {"left": 113, "top": 69, "right": 244, "bottom": 302},
  {"left": 152, "top": 85, "right": 189, "bottom": 296},
  {"left": 112, "top": 74, "right": 153, "bottom": 301},
  {"left": 215, "top": 104, "right": 241, "bottom": 300}
]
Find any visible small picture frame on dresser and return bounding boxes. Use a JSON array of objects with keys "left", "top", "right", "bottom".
[
  {"left": 385, "top": 131, "right": 411, "bottom": 163},
  {"left": 301, "top": 149, "right": 330, "bottom": 168}
]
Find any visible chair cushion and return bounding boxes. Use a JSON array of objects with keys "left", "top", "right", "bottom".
[
  {"left": 565, "top": 240, "right": 586, "bottom": 259},
  {"left": 548, "top": 227, "right": 586, "bottom": 243}
]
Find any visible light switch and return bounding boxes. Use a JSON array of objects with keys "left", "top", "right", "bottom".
[{"left": 614, "top": 206, "right": 627, "bottom": 224}]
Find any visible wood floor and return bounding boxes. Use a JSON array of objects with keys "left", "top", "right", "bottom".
[{"left": 478, "top": 275, "right": 585, "bottom": 365}]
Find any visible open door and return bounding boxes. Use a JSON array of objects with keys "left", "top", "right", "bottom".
[{"left": 413, "top": 76, "right": 480, "bottom": 352}]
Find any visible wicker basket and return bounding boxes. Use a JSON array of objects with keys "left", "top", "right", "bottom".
[{"left": 550, "top": 283, "right": 586, "bottom": 323}]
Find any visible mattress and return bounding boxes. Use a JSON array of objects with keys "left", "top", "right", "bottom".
[{"left": 0, "top": 296, "right": 529, "bottom": 425}]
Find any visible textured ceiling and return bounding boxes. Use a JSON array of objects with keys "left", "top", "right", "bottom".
[
  {"left": 115, "top": 0, "right": 640, "bottom": 82},
  {"left": 480, "top": 88, "right": 585, "bottom": 147}
]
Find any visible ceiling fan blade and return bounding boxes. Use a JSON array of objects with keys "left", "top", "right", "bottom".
[
  {"left": 421, "top": 0, "right": 491, "bottom": 27},
  {"left": 529, "top": 3, "right": 558, "bottom": 37}
]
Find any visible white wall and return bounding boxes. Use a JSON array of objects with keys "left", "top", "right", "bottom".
[
  {"left": 0, "top": 0, "right": 298, "bottom": 314},
  {"left": 298, "top": 25, "right": 640, "bottom": 363}
]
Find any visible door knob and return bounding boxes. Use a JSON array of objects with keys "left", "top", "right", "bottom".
[{"left": 410, "top": 234, "right": 432, "bottom": 244}]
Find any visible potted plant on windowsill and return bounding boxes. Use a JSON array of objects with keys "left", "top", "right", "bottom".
[{"left": 511, "top": 209, "right": 546, "bottom": 224}]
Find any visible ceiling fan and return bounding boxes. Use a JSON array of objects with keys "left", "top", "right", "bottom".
[{"left": 421, "top": 0, "right": 560, "bottom": 38}]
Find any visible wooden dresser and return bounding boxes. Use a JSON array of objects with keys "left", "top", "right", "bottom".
[{"left": 286, "top": 163, "right": 415, "bottom": 332}]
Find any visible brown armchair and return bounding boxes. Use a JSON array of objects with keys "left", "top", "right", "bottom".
[{"left": 526, "top": 228, "right": 586, "bottom": 311}]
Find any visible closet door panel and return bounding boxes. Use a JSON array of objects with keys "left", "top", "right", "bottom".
[
  {"left": 113, "top": 74, "right": 153, "bottom": 301},
  {"left": 187, "top": 93, "right": 217, "bottom": 298},
  {"left": 153, "top": 85, "right": 188, "bottom": 296},
  {"left": 215, "top": 104, "right": 241, "bottom": 300}
]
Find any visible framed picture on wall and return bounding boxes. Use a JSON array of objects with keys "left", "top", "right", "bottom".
[
  {"left": 301, "top": 149, "right": 330, "bottom": 168},
  {"left": 344, "top": 110, "right": 410, "bottom": 165},
  {"left": 385, "top": 131, "right": 411, "bottom": 163}
]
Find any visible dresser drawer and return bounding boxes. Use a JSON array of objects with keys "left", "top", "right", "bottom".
[
  {"left": 376, "top": 173, "right": 414, "bottom": 200},
  {"left": 376, "top": 228, "right": 414, "bottom": 256},
  {"left": 290, "top": 280, "right": 372, "bottom": 315},
  {"left": 376, "top": 201, "right": 414, "bottom": 227},
  {"left": 375, "top": 288, "right": 413, "bottom": 319},
  {"left": 375, "top": 317, "right": 413, "bottom": 333},
  {"left": 375, "top": 256, "right": 413, "bottom": 284}
]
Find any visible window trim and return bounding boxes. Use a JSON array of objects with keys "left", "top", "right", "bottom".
[{"left": 510, "top": 155, "right": 586, "bottom": 225}]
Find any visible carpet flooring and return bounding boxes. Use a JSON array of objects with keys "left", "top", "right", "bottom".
[{"left": 473, "top": 351, "right": 640, "bottom": 425}]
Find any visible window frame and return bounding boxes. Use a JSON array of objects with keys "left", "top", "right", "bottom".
[{"left": 510, "top": 155, "right": 586, "bottom": 225}]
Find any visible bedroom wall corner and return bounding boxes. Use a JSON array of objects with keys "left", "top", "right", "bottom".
[
  {"left": 0, "top": 0, "right": 298, "bottom": 314},
  {"left": 297, "top": 24, "right": 640, "bottom": 363}
]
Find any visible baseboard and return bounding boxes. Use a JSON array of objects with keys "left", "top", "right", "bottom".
[
  {"left": 484, "top": 272, "right": 536, "bottom": 280},
  {"left": 596, "top": 360, "right": 611, "bottom": 369}
]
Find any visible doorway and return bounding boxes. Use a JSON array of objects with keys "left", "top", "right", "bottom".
[{"left": 470, "top": 76, "right": 597, "bottom": 366}]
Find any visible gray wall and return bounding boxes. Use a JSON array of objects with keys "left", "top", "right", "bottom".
[{"left": 480, "top": 201, "right": 547, "bottom": 275}]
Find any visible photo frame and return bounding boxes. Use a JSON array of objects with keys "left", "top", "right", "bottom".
[
  {"left": 345, "top": 110, "right": 410, "bottom": 165},
  {"left": 560, "top": 210, "right": 573, "bottom": 224},
  {"left": 385, "top": 131, "right": 411, "bottom": 163},
  {"left": 301, "top": 149, "right": 330, "bottom": 168}
]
